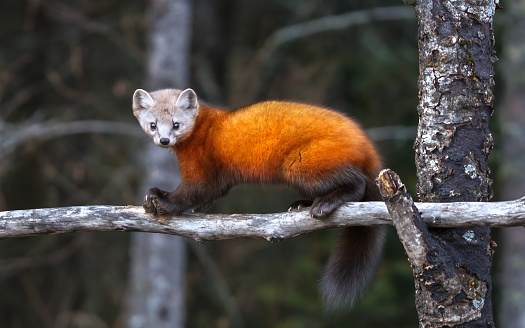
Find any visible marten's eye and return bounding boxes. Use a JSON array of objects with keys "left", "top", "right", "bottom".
[
  {"left": 150, "top": 122, "right": 156, "bottom": 130},
  {"left": 173, "top": 122, "right": 180, "bottom": 130}
]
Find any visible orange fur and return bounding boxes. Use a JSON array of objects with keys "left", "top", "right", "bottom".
[
  {"left": 174, "top": 101, "right": 381, "bottom": 185},
  {"left": 138, "top": 93, "right": 385, "bottom": 309}
]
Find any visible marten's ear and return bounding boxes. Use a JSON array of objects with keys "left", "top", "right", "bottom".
[
  {"left": 176, "top": 88, "right": 199, "bottom": 114},
  {"left": 133, "top": 89, "right": 154, "bottom": 114}
]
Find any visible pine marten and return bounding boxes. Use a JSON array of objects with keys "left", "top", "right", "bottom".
[{"left": 132, "top": 88, "right": 384, "bottom": 309}]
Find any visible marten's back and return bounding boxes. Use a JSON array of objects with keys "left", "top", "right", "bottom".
[{"left": 207, "top": 101, "right": 381, "bottom": 183}]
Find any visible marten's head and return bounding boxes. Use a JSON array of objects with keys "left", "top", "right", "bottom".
[{"left": 132, "top": 88, "right": 199, "bottom": 148}]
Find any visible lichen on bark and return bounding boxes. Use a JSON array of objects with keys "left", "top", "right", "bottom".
[
  {"left": 414, "top": 0, "right": 497, "bottom": 203},
  {"left": 409, "top": 0, "right": 498, "bottom": 326}
]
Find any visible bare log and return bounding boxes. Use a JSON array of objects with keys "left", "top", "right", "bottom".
[
  {"left": 1, "top": 197, "right": 524, "bottom": 240},
  {"left": 377, "top": 170, "right": 427, "bottom": 271}
]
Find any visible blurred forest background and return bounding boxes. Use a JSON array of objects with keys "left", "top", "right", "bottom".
[{"left": 0, "top": 0, "right": 523, "bottom": 327}]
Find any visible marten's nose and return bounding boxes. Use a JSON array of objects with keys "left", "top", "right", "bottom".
[{"left": 160, "top": 138, "right": 170, "bottom": 145}]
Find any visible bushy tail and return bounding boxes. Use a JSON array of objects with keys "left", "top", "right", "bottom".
[{"left": 320, "top": 225, "right": 385, "bottom": 310}]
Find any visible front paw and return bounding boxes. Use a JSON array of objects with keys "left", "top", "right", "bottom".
[
  {"left": 309, "top": 200, "right": 337, "bottom": 219},
  {"left": 143, "top": 187, "right": 166, "bottom": 215}
]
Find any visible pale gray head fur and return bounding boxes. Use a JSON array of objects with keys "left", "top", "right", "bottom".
[{"left": 132, "top": 88, "right": 199, "bottom": 148}]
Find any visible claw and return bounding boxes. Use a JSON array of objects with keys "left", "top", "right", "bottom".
[{"left": 288, "top": 200, "right": 313, "bottom": 212}]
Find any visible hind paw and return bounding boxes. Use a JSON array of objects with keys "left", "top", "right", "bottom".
[{"left": 309, "top": 200, "right": 338, "bottom": 219}]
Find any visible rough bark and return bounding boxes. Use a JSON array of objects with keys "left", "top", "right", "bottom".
[
  {"left": 499, "top": 0, "right": 525, "bottom": 326},
  {"left": 2, "top": 199, "right": 525, "bottom": 239},
  {"left": 126, "top": 0, "right": 191, "bottom": 327},
  {"left": 378, "top": 170, "right": 494, "bottom": 327},
  {"left": 405, "top": 0, "right": 499, "bottom": 326}
]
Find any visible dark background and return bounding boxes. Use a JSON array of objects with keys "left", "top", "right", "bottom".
[{"left": 0, "top": 1, "right": 515, "bottom": 327}]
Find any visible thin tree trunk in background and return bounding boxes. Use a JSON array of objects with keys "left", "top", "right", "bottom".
[
  {"left": 407, "top": 0, "right": 497, "bottom": 325},
  {"left": 126, "top": 0, "right": 191, "bottom": 327},
  {"left": 499, "top": 0, "right": 525, "bottom": 326}
]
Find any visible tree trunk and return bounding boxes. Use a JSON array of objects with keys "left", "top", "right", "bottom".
[
  {"left": 406, "top": 0, "right": 498, "bottom": 326},
  {"left": 499, "top": 0, "right": 525, "bottom": 326},
  {"left": 126, "top": 0, "right": 191, "bottom": 327}
]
